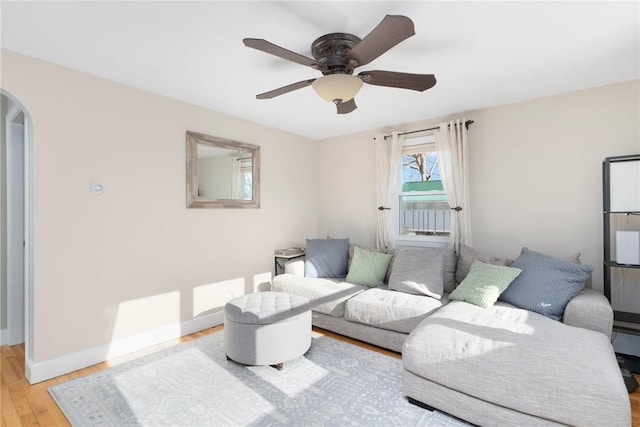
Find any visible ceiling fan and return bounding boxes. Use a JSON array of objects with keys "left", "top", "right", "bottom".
[{"left": 243, "top": 15, "right": 436, "bottom": 114}]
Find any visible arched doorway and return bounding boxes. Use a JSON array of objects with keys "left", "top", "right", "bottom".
[{"left": 1, "top": 90, "right": 34, "bottom": 382}]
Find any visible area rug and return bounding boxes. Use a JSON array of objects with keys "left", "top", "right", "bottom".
[{"left": 49, "top": 331, "right": 469, "bottom": 426}]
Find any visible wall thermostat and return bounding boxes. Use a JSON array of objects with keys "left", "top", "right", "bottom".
[{"left": 91, "top": 183, "right": 104, "bottom": 194}]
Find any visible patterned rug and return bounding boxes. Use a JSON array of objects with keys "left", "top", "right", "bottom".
[{"left": 49, "top": 330, "right": 469, "bottom": 426}]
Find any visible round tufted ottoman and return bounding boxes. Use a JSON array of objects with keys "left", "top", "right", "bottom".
[{"left": 224, "top": 291, "right": 311, "bottom": 370}]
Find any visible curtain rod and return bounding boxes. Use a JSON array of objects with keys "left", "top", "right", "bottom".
[{"left": 382, "top": 120, "right": 474, "bottom": 140}]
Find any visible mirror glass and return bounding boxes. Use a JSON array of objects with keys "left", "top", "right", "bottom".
[{"left": 186, "top": 131, "right": 260, "bottom": 208}]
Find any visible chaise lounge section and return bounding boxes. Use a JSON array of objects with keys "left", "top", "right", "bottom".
[{"left": 402, "top": 298, "right": 630, "bottom": 426}]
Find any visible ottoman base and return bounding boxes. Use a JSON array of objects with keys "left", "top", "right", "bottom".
[
  {"left": 226, "top": 354, "right": 284, "bottom": 371},
  {"left": 225, "top": 315, "right": 311, "bottom": 367},
  {"left": 224, "top": 292, "right": 312, "bottom": 368}
]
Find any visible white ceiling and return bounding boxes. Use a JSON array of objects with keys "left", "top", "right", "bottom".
[{"left": 2, "top": 1, "right": 639, "bottom": 140}]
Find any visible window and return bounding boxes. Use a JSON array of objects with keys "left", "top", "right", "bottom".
[
  {"left": 398, "top": 135, "right": 450, "bottom": 240},
  {"left": 234, "top": 156, "right": 253, "bottom": 200}
]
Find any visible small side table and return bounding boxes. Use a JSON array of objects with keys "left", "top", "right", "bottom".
[{"left": 274, "top": 248, "right": 305, "bottom": 275}]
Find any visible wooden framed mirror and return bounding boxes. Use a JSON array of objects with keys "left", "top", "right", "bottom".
[{"left": 186, "top": 131, "right": 260, "bottom": 208}]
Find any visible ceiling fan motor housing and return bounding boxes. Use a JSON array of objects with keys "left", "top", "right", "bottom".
[{"left": 311, "top": 33, "right": 361, "bottom": 75}]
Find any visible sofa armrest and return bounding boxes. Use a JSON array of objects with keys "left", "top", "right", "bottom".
[
  {"left": 563, "top": 289, "right": 613, "bottom": 340},
  {"left": 284, "top": 259, "right": 305, "bottom": 277}
]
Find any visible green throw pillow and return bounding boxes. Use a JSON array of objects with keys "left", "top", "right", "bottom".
[
  {"left": 449, "top": 260, "right": 522, "bottom": 308},
  {"left": 346, "top": 246, "right": 393, "bottom": 287}
]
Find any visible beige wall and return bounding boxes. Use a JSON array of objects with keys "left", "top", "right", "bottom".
[
  {"left": 317, "top": 129, "right": 379, "bottom": 246},
  {"left": 467, "top": 80, "right": 639, "bottom": 293},
  {"left": 1, "top": 50, "right": 318, "bottom": 362},
  {"left": 317, "top": 80, "right": 640, "bottom": 293}
]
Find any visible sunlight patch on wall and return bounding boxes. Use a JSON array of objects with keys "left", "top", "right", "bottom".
[
  {"left": 111, "top": 291, "right": 180, "bottom": 339},
  {"left": 253, "top": 272, "right": 272, "bottom": 292},
  {"left": 107, "top": 291, "right": 181, "bottom": 359},
  {"left": 193, "top": 278, "right": 245, "bottom": 317}
]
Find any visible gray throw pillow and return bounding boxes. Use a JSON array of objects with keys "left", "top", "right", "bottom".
[
  {"left": 388, "top": 247, "right": 445, "bottom": 299},
  {"left": 442, "top": 248, "right": 458, "bottom": 293},
  {"left": 385, "top": 248, "right": 396, "bottom": 284},
  {"left": 499, "top": 247, "right": 593, "bottom": 320},
  {"left": 304, "top": 238, "right": 349, "bottom": 278},
  {"left": 455, "top": 245, "right": 512, "bottom": 284}
]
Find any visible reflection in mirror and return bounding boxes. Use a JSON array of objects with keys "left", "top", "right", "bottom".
[
  {"left": 186, "top": 131, "right": 260, "bottom": 208},
  {"left": 196, "top": 145, "right": 253, "bottom": 200}
]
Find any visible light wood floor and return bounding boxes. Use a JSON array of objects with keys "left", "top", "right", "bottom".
[{"left": 2, "top": 326, "right": 639, "bottom": 426}]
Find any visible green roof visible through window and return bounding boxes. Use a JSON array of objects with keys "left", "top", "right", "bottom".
[{"left": 402, "top": 180, "right": 444, "bottom": 192}]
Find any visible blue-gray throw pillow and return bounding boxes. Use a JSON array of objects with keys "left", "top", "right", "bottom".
[
  {"left": 304, "top": 238, "right": 349, "bottom": 278},
  {"left": 499, "top": 247, "right": 593, "bottom": 320}
]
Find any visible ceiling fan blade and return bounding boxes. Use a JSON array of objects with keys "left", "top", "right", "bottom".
[
  {"left": 256, "top": 79, "right": 316, "bottom": 99},
  {"left": 243, "top": 38, "right": 319, "bottom": 68},
  {"left": 346, "top": 15, "right": 415, "bottom": 67},
  {"left": 336, "top": 98, "right": 357, "bottom": 114},
  {"left": 359, "top": 71, "right": 436, "bottom": 92}
]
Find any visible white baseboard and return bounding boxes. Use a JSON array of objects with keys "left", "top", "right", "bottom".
[
  {"left": 27, "top": 311, "right": 224, "bottom": 384},
  {"left": 0, "top": 329, "right": 8, "bottom": 345}
]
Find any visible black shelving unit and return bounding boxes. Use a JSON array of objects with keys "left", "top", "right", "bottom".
[{"left": 603, "top": 154, "right": 640, "bottom": 324}]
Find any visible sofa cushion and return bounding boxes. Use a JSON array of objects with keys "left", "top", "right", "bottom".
[
  {"left": 344, "top": 288, "right": 449, "bottom": 334},
  {"left": 271, "top": 273, "right": 366, "bottom": 317},
  {"left": 304, "top": 238, "right": 349, "bottom": 278},
  {"left": 346, "top": 246, "right": 393, "bottom": 288},
  {"left": 449, "top": 260, "right": 522, "bottom": 308},
  {"left": 388, "top": 247, "right": 445, "bottom": 299},
  {"left": 403, "top": 300, "right": 630, "bottom": 427},
  {"left": 455, "top": 245, "right": 512, "bottom": 284},
  {"left": 499, "top": 247, "right": 593, "bottom": 320}
]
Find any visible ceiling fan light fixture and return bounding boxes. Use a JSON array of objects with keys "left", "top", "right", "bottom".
[{"left": 312, "top": 74, "right": 363, "bottom": 104}]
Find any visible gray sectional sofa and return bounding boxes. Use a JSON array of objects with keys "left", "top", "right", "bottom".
[{"left": 270, "top": 242, "right": 631, "bottom": 427}]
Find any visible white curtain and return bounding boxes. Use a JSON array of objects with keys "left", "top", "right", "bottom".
[
  {"left": 434, "top": 118, "right": 472, "bottom": 253},
  {"left": 374, "top": 132, "right": 402, "bottom": 250}
]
